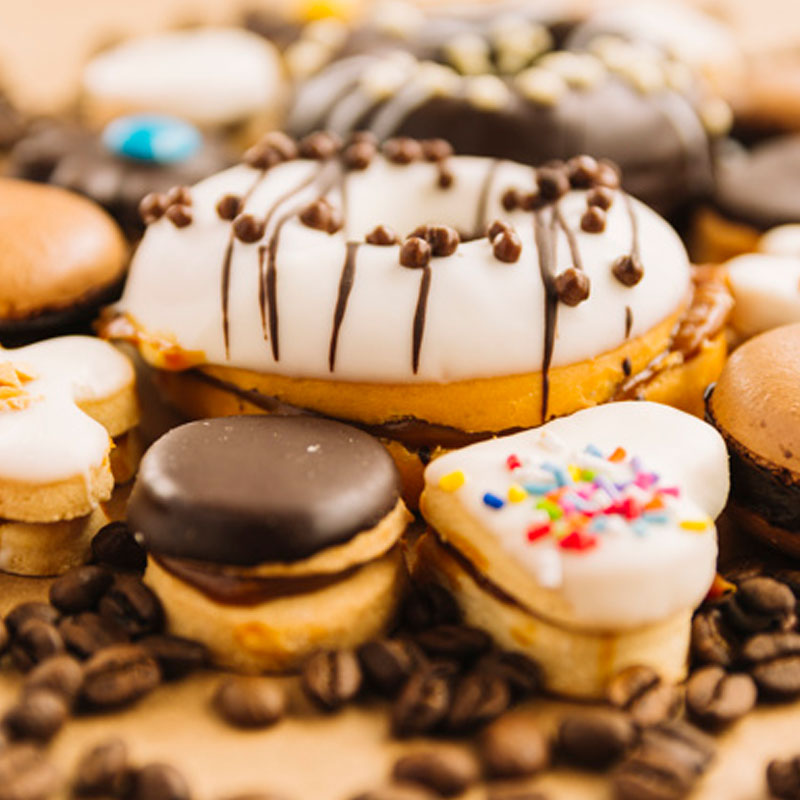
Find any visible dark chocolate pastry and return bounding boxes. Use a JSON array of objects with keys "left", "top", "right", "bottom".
[
  {"left": 712, "top": 135, "right": 800, "bottom": 231},
  {"left": 283, "top": 4, "right": 728, "bottom": 215},
  {"left": 128, "top": 415, "right": 402, "bottom": 565},
  {"left": 8, "top": 114, "right": 233, "bottom": 239}
]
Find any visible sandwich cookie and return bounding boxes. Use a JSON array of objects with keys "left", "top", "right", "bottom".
[
  {"left": 80, "top": 28, "right": 285, "bottom": 148},
  {"left": 0, "top": 179, "right": 127, "bottom": 344},
  {"left": 0, "top": 336, "right": 139, "bottom": 576},
  {"left": 418, "top": 401, "right": 729, "bottom": 699},
  {"left": 129, "top": 416, "right": 411, "bottom": 673},
  {"left": 707, "top": 323, "right": 800, "bottom": 557},
  {"left": 9, "top": 114, "right": 233, "bottom": 240},
  {"left": 103, "top": 134, "right": 731, "bottom": 504}
]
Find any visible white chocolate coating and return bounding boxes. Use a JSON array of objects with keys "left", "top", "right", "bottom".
[
  {"left": 118, "top": 154, "right": 691, "bottom": 383},
  {"left": 727, "top": 252, "right": 800, "bottom": 338},
  {"left": 0, "top": 337, "right": 133, "bottom": 484},
  {"left": 82, "top": 29, "right": 283, "bottom": 127},
  {"left": 423, "top": 402, "right": 728, "bottom": 629}
]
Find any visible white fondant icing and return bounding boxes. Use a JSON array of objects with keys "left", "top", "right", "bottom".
[
  {"left": 727, "top": 253, "right": 800, "bottom": 338},
  {"left": 0, "top": 337, "right": 133, "bottom": 484},
  {"left": 118, "top": 154, "right": 691, "bottom": 384},
  {"left": 424, "top": 402, "right": 728, "bottom": 629},
  {"left": 760, "top": 224, "right": 800, "bottom": 259},
  {"left": 82, "top": 29, "right": 282, "bottom": 127}
]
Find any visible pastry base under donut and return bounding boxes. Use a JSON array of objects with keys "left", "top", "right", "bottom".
[
  {"left": 0, "top": 503, "right": 111, "bottom": 577},
  {"left": 689, "top": 206, "right": 762, "bottom": 265},
  {"left": 109, "top": 428, "right": 143, "bottom": 485},
  {"left": 145, "top": 548, "right": 407, "bottom": 674},
  {"left": 414, "top": 533, "right": 690, "bottom": 700}
]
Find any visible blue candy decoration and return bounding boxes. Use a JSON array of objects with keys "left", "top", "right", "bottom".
[
  {"left": 102, "top": 114, "right": 202, "bottom": 164},
  {"left": 482, "top": 492, "right": 504, "bottom": 510}
]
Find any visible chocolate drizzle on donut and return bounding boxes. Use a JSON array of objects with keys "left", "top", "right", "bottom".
[
  {"left": 411, "top": 265, "right": 432, "bottom": 375},
  {"left": 533, "top": 209, "right": 560, "bottom": 423},
  {"left": 329, "top": 241, "right": 361, "bottom": 372},
  {"left": 625, "top": 305, "right": 633, "bottom": 339},
  {"left": 473, "top": 159, "right": 500, "bottom": 239}
]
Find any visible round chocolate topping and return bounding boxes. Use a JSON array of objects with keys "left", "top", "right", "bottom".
[
  {"left": 714, "top": 136, "right": 800, "bottom": 230},
  {"left": 128, "top": 416, "right": 401, "bottom": 566}
]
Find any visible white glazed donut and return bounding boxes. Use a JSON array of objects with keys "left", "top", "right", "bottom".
[
  {"left": 421, "top": 401, "right": 727, "bottom": 631},
  {"left": 114, "top": 142, "right": 690, "bottom": 385},
  {"left": 82, "top": 28, "right": 283, "bottom": 129}
]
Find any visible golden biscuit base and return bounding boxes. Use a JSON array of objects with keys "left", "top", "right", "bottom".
[
  {"left": 414, "top": 532, "right": 690, "bottom": 700},
  {"left": 146, "top": 547, "right": 407, "bottom": 674}
]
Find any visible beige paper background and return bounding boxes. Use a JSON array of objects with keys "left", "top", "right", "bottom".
[{"left": 2, "top": 0, "right": 800, "bottom": 797}]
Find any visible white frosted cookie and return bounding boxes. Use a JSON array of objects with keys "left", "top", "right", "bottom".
[
  {"left": 0, "top": 335, "right": 138, "bottom": 523},
  {"left": 419, "top": 401, "right": 728, "bottom": 697},
  {"left": 82, "top": 28, "right": 283, "bottom": 131}
]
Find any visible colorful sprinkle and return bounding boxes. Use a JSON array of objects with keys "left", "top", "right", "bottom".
[
  {"left": 508, "top": 483, "right": 527, "bottom": 503},
  {"left": 102, "top": 114, "right": 201, "bottom": 164},
  {"left": 483, "top": 492, "right": 505, "bottom": 509},
  {"left": 536, "top": 498, "right": 562, "bottom": 520},
  {"left": 438, "top": 470, "right": 465, "bottom": 492},
  {"left": 506, "top": 454, "right": 522, "bottom": 471},
  {"left": 527, "top": 523, "right": 550, "bottom": 542},
  {"left": 559, "top": 531, "right": 597, "bottom": 551},
  {"left": 609, "top": 446, "right": 627, "bottom": 463},
  {"left": 680, "top": 518, "right": 711, "bottom": 532},
  {"left": 584, "top": 444, "right": 603, "bottom": 458}
]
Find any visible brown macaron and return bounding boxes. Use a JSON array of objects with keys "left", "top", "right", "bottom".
[
  {"left": 706, "top": 323, "right": 800, "bottom": 555},
  {"left": 0, "top": 179, "right": 127, "bottom": 344}
]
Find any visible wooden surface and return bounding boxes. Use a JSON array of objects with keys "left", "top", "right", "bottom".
[{"left": 2, "top": 1, "right": 800, "bottom": 798}]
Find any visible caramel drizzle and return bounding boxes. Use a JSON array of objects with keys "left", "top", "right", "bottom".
[
  {"left": 473, "top": 159, "right": 500, "bottom": 239},
  {"left": 328, "top": 241, "right": 361, "bottom": 371},
  {"left": 533, "top": 207, "right": 560, "bottom": 423},
  {"left": 411, "top": 265, "right": 432, "bottom": 375}
]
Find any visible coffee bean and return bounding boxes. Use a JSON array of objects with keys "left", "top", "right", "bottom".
[
  {"left": 492, "top": 230, "right": 522, "bottom": 263},
  {"left": 392, "top": 667, "right": 451, "bottom": 737},
  {"left": 612, "top": 255, "right": 644, "bottom": 287},
  {"left": 640, "top": 720, "right": 715, "bottom": 775},
  {"left": 554, "top": 267, "right": 590, "bottom": 306},
  {"left": 302, "top": 649, "right": 362, "bottom": 711},
  {"left": 612, "top": 744, "right": 697, "bottom": 800},
  {"left": 5, "top": 603, "right": 58, "bottom": 636},
  {"left": 91, "top": 522, "right": 147, "bottom": 572},
  {"left": 383, "top": 137, "right": 423, "bottom": 164},
  {"left": 536, "top": 166, "right": 569, "bottom": 201},
  {"left": 402, "top": 584, "right": 461, "bottom": 631},
  {"left": 72, "top": 738, "right": 130, "bottom": 797},
  {"left": 392, "top": 748, "right": 479, "bottom": 797},
  {"left": 23, "top": 655, "right": 83, "bottom": 706},
  {"left": 59, "top": 612, "right": 129, "bottom": 659},
  {"left": 567, "top": 155, "right": 599, "bottom": 188},
  {"left": 557, "top": 709, "right": 637, "bottom": 769},
  {"left": 767, "top": 755, "right": 800, "bottom": 800},
  {"left": 3, "top": 689, "right": 68, "bottom": 742},
  {"left": 724, "top": 577, "right": 796, "bottom": 633},
  {"left": 49, "top": 565, "right": 113, "bottom": 614},
  {"left": 138, "top": 635, "right": 208, "bottom": 680},
  {"left": 298, "top": 131, "right": 342, "bottom": 160},
  {"left": 81, "top": 644, "right": 161, "bottom": 709},
  {"left": 685, "top": 665, "right": 756, "bottom": 729},
  {"left": 99, "top": 575, "right": 164, "bottom": 638},
  {"left": 447, "top": 672, "right": 510, "bottom": 732},
  {"left": 213, "top": 677, "right": 286, "bottom": 728},
  {"left": 475, "top": 651, "right": 541, "bottom": 699},
  {"left": 130, "top": 763, "right": 191, "bottom": 800},
  {"left": 606, "top": 666, "right": 682, "bottom": 728},
  {"left": 351, "top": 786, "right": 437, "bottom": 800},
  {"left": 479, "top": 712, "right": 550, "bottom": 778},
  {"left": 691, "top": 608, "right": 736, "bottom": 668},
  {"left": 399, "top": 237, "right": 431, "bottom": 269},
  {"left": 11, "top": 620, "right": 64, "bottom": 672},
  {"left": 741, "top": 631, "right": 800, "bottom": 697},
  {"left": 607, "top": 665, "right": 660, "bottom": 708},
  {"left": 413, "top": 625, "right": 491, "bottom": 663},
  {"left": 0, "top": 744, "right": 60, "bottom": 800},
  {"left": 357, "top": 639, "right": 423, "bottom": 697}
]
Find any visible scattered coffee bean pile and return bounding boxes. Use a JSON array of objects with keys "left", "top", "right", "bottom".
[{"left": 1, "top": 523, "right": 799, "bottom": 799}]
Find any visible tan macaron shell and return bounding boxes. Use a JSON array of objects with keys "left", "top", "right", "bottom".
[
  {"left": 0, "top": 179, "right": 126, "bottom": 320},
  {"left": 709, "top": 323, "right": 800, "bottom": 475}
]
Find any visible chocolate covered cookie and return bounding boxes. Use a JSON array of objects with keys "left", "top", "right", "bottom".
[{"left": 129, "top": 416, "right": 411, "bottom": 672}]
